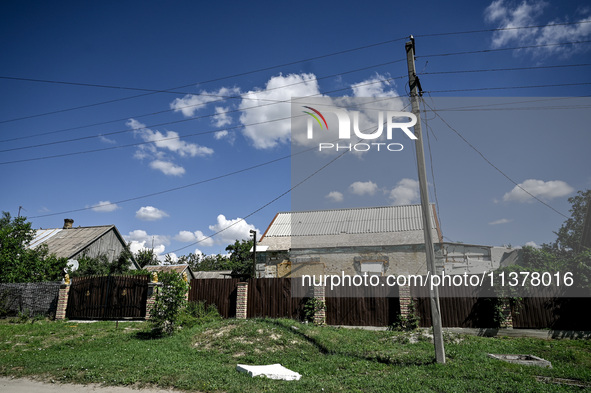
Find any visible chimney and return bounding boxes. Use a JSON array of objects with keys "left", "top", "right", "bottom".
[{"left": 63, "top": 219, "right": 74, "bottom": 229}]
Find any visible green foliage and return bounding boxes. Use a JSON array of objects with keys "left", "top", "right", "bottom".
[
  {"left": 71, "top": 248, "right": 136, "bottom": 277},
  {"left": 150, "top": 272, "right": 189, "bottom": 335},
  {"left": 225, "top": 239, "right": 254, "bottom": 276},
  {"left": 389, "top": 300, "right": 419, "bottom": 331},
  {"left": 176, "top": 252, "right": 231, "bottom": 272},
  {"left": 178, "top": 301, "right": 222, "bottom": 328},
  {"left": 0, "top": 212, "right": 68, "bottom": 283},
  {"left": 135, "top": 249, "right": 158, "bottom": 268},
  {"left": 544, "top": 189, "right": 590, "bottom": 255},
  {"left": 303, "top": 298, "right": 326, "bottom": 323}
]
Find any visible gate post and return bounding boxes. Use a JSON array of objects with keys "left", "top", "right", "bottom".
[
  {"left": 236, "top": 281, "right": 248, "bottom": 319},
  {"left": 313, "top": 285, "right": 326, "bottom": 325},
  {"left": 55, "top": 275, "right": 71, "bottom": 320},
  {"left": 146, "top": 273, "right": 161, "bottom": 320},
  {"left": 399, "top": 284, "right": 412, "bottom": 317}
]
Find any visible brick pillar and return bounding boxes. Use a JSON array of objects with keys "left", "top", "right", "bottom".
[
  {"left": 500, "top": 299, "right": 513, "bottom": 329},
  {"left": 236, "top": 282, "right": 248, "bottom": 319},
  {"left": 313, "top": 285, "right": 326, "bottom": 325},
  {"left": 55, "top": 283, "right": 70, "bottom": 320},
  {"left": 399, "top": 285, "right": 411, "bottom": 317},
  {"left": 146, "top": 282, "right": 160, "bottom": 320}
]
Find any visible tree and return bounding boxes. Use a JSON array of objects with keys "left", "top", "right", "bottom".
[
  {"left": 544, "top": 189, "right": 591, "bottom": 256},
  {"left": 71, "top": 248, "right": 136, "bottom": 277},
  {"left": 0, "top": 212, "right": 68, "bottom": 283},
  {"left": 225, "top": 239, "right": 254, "bottom": 276},
  {"left": 135, "top": 248, "right": 159, "bottom": 268}
]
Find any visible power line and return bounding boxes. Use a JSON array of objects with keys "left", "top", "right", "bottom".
[
  {"left": 425, "top": 82, "right": 591, "bottom": 94},
  {"left": 420, "top": 99, "right": 569, "bottom": 219},
  {"left": 416, "top": 40, "right": 591, "bottom": 59},
  {"left": 0, "top": 60, "right": 406, "bottom": 144},
  {"left": 0, "top": 77, "right": 407, "bottom": 159},
  {"left": 419, "top": 63, "right": 591, "bottom": 75},
  {"left": 0, "top": 38, "right": 408, "bottom": 125}
]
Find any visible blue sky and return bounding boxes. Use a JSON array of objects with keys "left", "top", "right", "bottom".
[{"left": 1, "top": 0, "right": 590, "bottom": 260}]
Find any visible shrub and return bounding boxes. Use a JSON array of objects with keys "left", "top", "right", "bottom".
[
  {"left": 178, "top": 301, "right": 222, "bottom": 328},
  {"left": 149, "top": 272, "right": 189, "bottom": 335}
]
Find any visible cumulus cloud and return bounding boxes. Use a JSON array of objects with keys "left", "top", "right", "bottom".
[
  {"left": 351, "top": 73, "right": 399, "bottom": 98},
  {"left": 349, "top": 181, "right": 378, "bottom": 196},
  {"left": 388, "top": 178, "right": 420, "bottom": 205},
  {"left": 525, "top": 241, "right": 541, "bottom": 248},
  {"left": 174, "top": 230, "right": 215, "bottom": 247},
  {"left": 213, "top": 106, "right": 232, "bottom": 127},
  {"left": 126, "top": 119, "right": 213, "bottom": 176},
  {"left": 149, "top": 160, "right": 186, "bottom": 176},
  {"left": 239, "top": 73, "right": 322, "bottom": 149},
  {"left": 484, "top": 0, "right": 591, "bottom": 58},
  {"left": 99, "top": 135, "right": 116, "bottom": 144},
  {"left": 489, "top": 218, "right": 512, "bottom": 225},
  {"left": 124, "top": 230, "right": 170, "bottom": 259},
  {"left": 135, "top": 206, "right": 169, "bottom": 221},
  {"left": 170, "top": 87, "right": 241, "bottom": 118},
  {"left": 325, "top": 191, "right": 344, "bottom": 202},
  {"left": 208, "top": 214, "right": 259, "bottom": 245},
  {"left": 90, "top": 201, "right": 120, "bottom": 212},
  {"left": 502, "top": 179, "right": 574, "bottom": 203}
]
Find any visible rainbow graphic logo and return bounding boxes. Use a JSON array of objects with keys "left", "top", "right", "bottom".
[{"left": 302, "top": 106, "right": 328, "bottom": 130}]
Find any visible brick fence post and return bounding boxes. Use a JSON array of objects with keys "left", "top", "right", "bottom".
[
  {"left": 500, "top": 299, "right": 513, "bottom": 329},
  {"left": 399, "top": 285, "right": 411, "bottom": 317},
  {"left": 236, "top": 281, "right": 248, "bottom": 319},
  {"left": 313, "top": 285, "right": 326, "bottom": 325},
  {"left": 55, "top": 282, "right": 70, "bottom": 320},
  {"left": 146, "top": 282, "right": 161, "bottom": 320}
]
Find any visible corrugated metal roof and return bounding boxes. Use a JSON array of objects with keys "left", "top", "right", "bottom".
[
  {"left": 28, "top": 226, "right": 115, "bottom": 259},
  {"left": 263, "top": 205, "right": 437, "bottom": 238}
]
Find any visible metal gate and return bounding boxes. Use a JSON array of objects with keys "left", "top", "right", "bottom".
[{"left": 66, "top": 275, "right": 148, "bottom": 320}]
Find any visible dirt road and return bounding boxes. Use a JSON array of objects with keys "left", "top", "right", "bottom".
[{"left": 0, "top": 377, "right": 185, "bottom": 393}]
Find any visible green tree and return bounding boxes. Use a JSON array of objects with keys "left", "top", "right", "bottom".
[
  {"left": 544, "top": 189, "right": 591, "bottom": 256},
  {"left": 135, "top": 248, "right": 158, "bottom": 268},
  {"left": 225, "top": 239, "right": 254, "bottom": 276},
  {"left": 0, "top": 212, "right": 68, "bottom": 283},
  {"left": 71, "top": 248, "right": 136, "bottom": 277},
  {"left": 149, "top": 271, "right": 189, "bottom": 335}
]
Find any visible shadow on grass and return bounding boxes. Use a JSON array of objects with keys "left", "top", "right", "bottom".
[
  {"left": 134, "top": 329, "right": 166, "bottom": 340},
  {"left": 264, "top": 319, "right": 434, "bottom": 366}
]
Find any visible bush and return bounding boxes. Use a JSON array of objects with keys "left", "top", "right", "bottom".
[
  {"left": 178, "top": 301, "right": 222, "bottom": 328},
  {"left": 389, "top": 300, "right": 419, "bottom": 331},
  {"left": 149, "top": 272, "right": 189, "bottom": 335}
]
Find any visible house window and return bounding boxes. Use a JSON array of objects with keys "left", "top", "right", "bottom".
[{"left": 359, "top": 261, "right": 385, "bottom": 276}]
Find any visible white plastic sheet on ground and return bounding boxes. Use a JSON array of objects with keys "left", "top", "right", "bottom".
[{"left": 236, "top": 364, "right": 302, "bottom": 381}]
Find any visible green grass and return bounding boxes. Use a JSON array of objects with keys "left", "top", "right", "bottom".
[{"left": 1, "top": 318, "right": 591, "bottom": 392}]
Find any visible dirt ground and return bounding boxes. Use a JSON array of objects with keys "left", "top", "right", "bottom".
[{"left": 0, "top": 377, "right": 185, "bottom": 393}]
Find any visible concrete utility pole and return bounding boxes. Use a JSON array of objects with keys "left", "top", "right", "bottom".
[
  {"left": 405, "top": 36, "right": 446, "bottom": 364},
  {"left": 250, "top": 230, "right": 257, "bottom": 278}
]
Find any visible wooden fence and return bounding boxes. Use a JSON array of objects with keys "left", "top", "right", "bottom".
[
  {"left": 189, "top": 278, "right": 240, "bottom": 318},
  {"left": 66, "top": 275, "right": 148, "bottom": 320}
]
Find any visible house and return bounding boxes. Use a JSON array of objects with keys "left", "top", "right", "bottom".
[
  {"left": 256, "top": 205, "right": 517, "bottom": 278},
  {"left": 28, "top": 219, "right": 139, "bottom": 269},
  {"left": 145, "top": 264, "right": 196, "bottom": 280},
  {"left": 257, "top": 204, "right": 443, "bottom": 278},
  {"left": 192, "top": 270, "right": 233, "bottom": 279}
]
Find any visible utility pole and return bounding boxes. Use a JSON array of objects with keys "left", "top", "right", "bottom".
[
  {"left": 250, "top": 230, "right": 257, "bottom": 278},
  {"left": 405, "top": 36, "right": 446, "bottom": 364}
]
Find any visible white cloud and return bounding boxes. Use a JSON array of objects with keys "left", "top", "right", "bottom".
[
  {"left": 124, "top": 230, "right": 170, "bottom": 259},
  {"left": 90, "top": 201, "right": 120, "bottom": 212},
  {"left": 239, "top": 73, "right": 322, "bottom": 149},
  {"left": 326, "top": 191, "right": 344, "bottom": 202},
  {"left": 388, "top": 178, "right": 419, "bottom": 205},
  {"left": 99, "top": 134, "right": 116, "bottom": 144},
  {"left": 484, "top": 0, "right": 591, "bottom": 58},
  {"left": 351, "top": 73, "right": 399, "bottom": 98},
  {"left": 174, "top": 230, "right": 214, "bottom": 247},
  {"left": 213, "top": 106, "right": 232, "bottom": 127},
  {"left": 489, "top": 218, "right": 512, "bottom": 225},
  {"left": 126, "top": 119, "right": 213, "bottom": 176},
  {"left": 135, "top": 206, "right": 169, "bottom": 221},
  {"left": 349, "top": 181, "right": 378, "bottom": 196},
  {"left": 502, "top": 179, "right": 574, "bottom": 203},
  {"left": 170, "top": 87, "right": 241, "bottom": 118},
  {"left": 149, "top": 160, "right": 186, "bottom": 176},
  {"left": 525, "top": 241, "right": 541, "bottom": 248},
  {"left": 208, "top": 214, "right": 259, "bottom": 245}
]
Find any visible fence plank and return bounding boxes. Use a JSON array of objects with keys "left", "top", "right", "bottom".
[{"left": 189, "top": 278, "right": 240, "bottom": 318}]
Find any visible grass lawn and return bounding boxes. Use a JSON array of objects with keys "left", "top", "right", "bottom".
[{"left": 1, "top": 318, "right": 590, "bottom": 392}]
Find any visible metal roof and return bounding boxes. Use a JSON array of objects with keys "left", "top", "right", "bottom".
[
  {"left": 262, "top": 205, "right": 438, "bottom": 238},
  {"left": 28, "top": 225, "right": 117, "bottom": 259}
]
